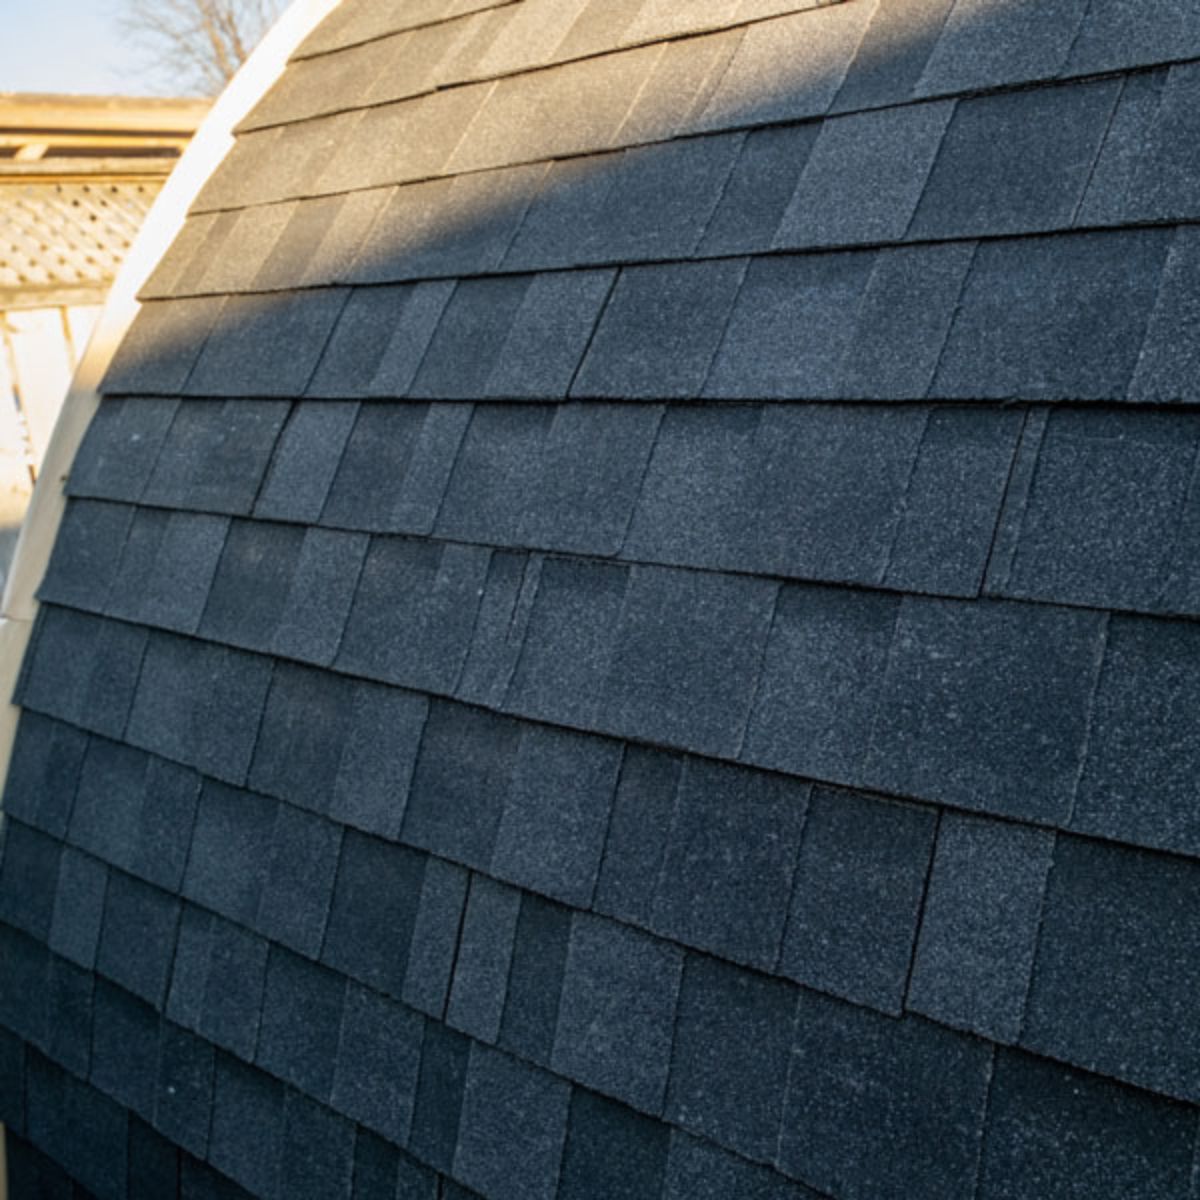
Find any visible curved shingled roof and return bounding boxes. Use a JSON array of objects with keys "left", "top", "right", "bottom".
[{"left": 4, "top": 0, "right": 1200, "bottom": 1196}]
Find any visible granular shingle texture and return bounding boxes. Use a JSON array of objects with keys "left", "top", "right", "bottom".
[{"left": 7, "top": 0, "right": 1200, "bottom": 1197}]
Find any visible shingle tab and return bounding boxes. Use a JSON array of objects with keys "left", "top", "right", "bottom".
[
  {"left": 697, "top": 4, "right": 876, "bottom": 130},
  {"left": 699, "top": 123, "right": 821, "bottom": 257},
  {"left": 909, "top": 81, "right": 1118, "bottom": 241},
  {"left": 209, "top": 1056, "right": 284, "bottom": 1199},
  {"left": 102, "top": 298, "right": 222, "bottom": 396},
  {"left": 0, "top": 820, "right": 61, "bottom": 940},
  {"left": 256, "top": 946, "right": 345, "bottom": 1100},
  {"left": 186, "top": 290, "right": 347, "bottom": 398},
  {"left": 182, "top": 780, "right": 276, "bottom": 925},
  {"left": 666, "top": 954, "right": 796, "bottom": 1163},
  {"left": 1066, "top": 0, "right": 1200, "bottom": 75},
  {"left": 830, "top": 0, "right": 954, "bottom": 112},
  {"left": 321, "top": 832, "right": 425, "bottom": 998},
  {"left": 1128, "top": 225, "right": 1200, "bottom": 404},
  {"left": 986, "top": 410, "right": 1196, "bottom": 611},
  {"left": 664, "top": 1130, "right": 818, "bottom": 1200},
  {"left": 573, "top": 260, "right": 746, "bottom": 400},
  {"left": 593, "top": 748, "right": 681, "bottom": 929},
  {"left": 498, "top": 891, "right": 571, "bottom": 1067},
  {"left": 454, "top": 1043, "right": 571, "bottom": 1200},
  {"left": 864, "top": 597, "right": 1107, "bottom": 823},
  {"left": 782, "top": 789, "right": 935, "bottom": 1013},
  {"left": 143, "top": 398, "right": 290, "bottom": 516},
  {"left": 126, "top": 633, "right": 273, "bottom": 785},
  {"left": 329, "top": 681, "right": 429, "bottom": 839},
  {"left": 249, "top": 663, "right": 354, "bottom": 816},
  {"left": 337, "top": 537, "right": 490, "bottom": 692},
  {"left": 743, "top": 583, "right": 898, "bottom": 783},
  {"left": 703, "top": 252, "right": 875, "bottom": 400},
  {"left": 776, "top": 101, "right": 952, "bottom": 248},
  {"left": 559, "top": 1089, "right": 670, "bottom": 1200},
  {"left": 446, "top": 874, "right": 520, "bottom": 1043},
  {"left": 552, "top": 914, "right": 682, "bottom": 1114},
  {"left": 435, "top": 405, "right": 552, "bottom": 545},
  {"left": 255, "top": 402, "right": 359, "bottom": 523},
  {"left": 91, "top": 979, "right": 157, "bottom": 1118},
  {"left": 48, "top": 846, "right": 107, "bottom": 969},
  {"left": 18, "top": 607, "right": 147, "bottom": 741},
  {"left": 908, "top": 814, "right": 1054, "bottom": 1042},
  {"left": 1073, "top": 617, "right": 1200, "bottom": 857},
  {"left": 271, "top": 528, "right": 371, "bottom": 666},
  {"left": 278, "top": 1092, "right": 356, "bottom": 1200},
  {"left": 780, "top": 992, "right": 992, "bottom": 1200},
  {"left": 931, "top": 230, "right": 1171, "bottom": 402},
  {"left": 44, "top": 957, "right": 95, "bottom": 1081},
  {"left": 409, "top": 1022, "right": 471, "bottom": 1174},
  {"left": 652, "top": 758, "right": 808, "bottom": 971},
  {"left": 403, "top": 857, "right": 469, "bottom": 1020},
  {"left": 96, "top": 871, "right": 179, "bottom": 1007},
  {"left": 333, "top": 984, "right": 424, "bottom": 1143},
  {"left": 977, "top": 1049, "right": 1198, "bottom": 1200},
  {"left": 68, "top": 397, "right": 180, "bottom": 502},
  {"left": 155, "top": 1023, "right": 215, "bottom": 1158},
  {"left": 914, "top": 0, "right": 1089, "bottom": 96},
  {"left": 484, "top": 272, "right": 615, "bottom": 401},
  {"left": 38, "top": 499, "right": 132, "bottom": 613},
  {"left": 403, "top": 703, "right": 520, "bottom": 869},
  {"left": 491, "top": 725, "right": 622, "bottom": 907},
  {"left": 308, "top": 283, "right": 453, "bottom": 399},
  {"left": 257, "top": 806, "right": 341, "bottom": 958},
  {"left": 602, "top": 565, "right": 777, "bottom": 756},
  {"left": 2, "top": 713, "right": 88, "bottom": 840},
  {"left": 1024, "top": 835, "right": 1200, "bottom": 1102}
]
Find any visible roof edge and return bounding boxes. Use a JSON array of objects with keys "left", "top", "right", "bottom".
[{"left": 0, "top": 0, "right": 345, "bottom": 791}]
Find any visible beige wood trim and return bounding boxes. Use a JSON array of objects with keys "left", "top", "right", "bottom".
[{"left": 0, "top": 93, "right": 211, "bottom": 134}]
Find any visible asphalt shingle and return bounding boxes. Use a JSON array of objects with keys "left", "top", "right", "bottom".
[
  {"left": 775, "top": 101, "right": 952, "bottom": 248},
  {"left": 863, "top": 597, "right": 1107, "bottom": 823},
  {"left": 909, "top": 81, "right": 1119, "bottom": 240},
  {"left": 96, "top": 871, "right": 179, "bottom": 1007},
  {"left": 1023, "top": 834, "right": 1200, "bottom": 1102},
  {"left": 559, "top": 1089, "right": 670, "bottom": 1200},
  {"left": 601, "top": 564, "right": 777, "bottom": 756},
  {"left": 409, "top": 1022, "right": 471, "bottom": 1175},
  {"left": 333, "top": 983, "right": 424, "bottom": 1143},
  {"left": 572, "top": 260, "right": 746, "bottom": 400},
  {"left": 914, "top": 0, "right": 1089, "bottom": 96},
  {"left": 931, "top": 230, "right": 1171, "bottom": 402},
  {"left": 780, "top": 992, "right": 992, "bottom": 1200},
  {"left": 1067, "top": 0, "right": 1200, "bottom": 75},
  {"left": 498, "top": 890, "right": 571, "bottom": 1067},
  {"left": 0, "top": 820, "right": 61, "bottom": 941},
  {"left": 977, "top": 1049, "right": 1199, "bottom": 1200},
  {"left": 256, "top": 947, "right": 346, "bottom": 1100},
  {"left": 257, "top": 805, "right": 342, "bottom": 959},
  {"left": 664, "top": 1130, "right": 818, "bottom": 1200},
  {"left": 48, "top": 846, "right": 107, "bottom": 969},
  {"left": 781, "top": 789, "right": 935, "bottom": 1013},
  {"left": 155, "top": 1023, "right": 215, "bottom": 1158},
  {"left": 446, "top": 874, "right": 521, "bottom": 1043},
  {"left": 665, "top": 954, "right": 796, "bottom": 1163},
  {"left": 454, "top": 1043, "right": 570, "bottom": 1200},
  {"left": 68, "top": 397, "right": 180, "bottom": 502},
  {"left": 38, "top": 498, "right": 132, "bottom": 613},
  {"left": 209, "top": 1056, "right": 284, "bottom": 1199},
  {"left": 321, "top": 832, "right": 426, "bottom": 999},
  {"left": 403, "top": 856, "right": 470, "bottom": 1019},
  {"left": 652, "top": 758, "right": 808, "bottom": 971},
  {"left": 1073, "top": 616, "right": 1200, "bottom": 857},
  {"left": 908, "top": 814, "right": 1054, "bottom": 1042},
  {"left": 1127, "top": 224, "right": 1200, "bottom": 404},
  {"left": 102, "top": 298, "right": 222, "bottom": 396},
  {"left": 490, "top": 725, "right": 623, "bottom": 907},
  {"left": 91, "top": 979, "right": 157, "bottom": 1118},
  {"left": 277, "top": 1092, "right": 356, "bottom": 1200},
  {"left": 552, "top": 914, "right": 683, "bottom": 1114},
  {"left": 255, "top": 402, "right": 359, "bottom": 523},
  {"left": 403, "top": 703, "right": 521, "bottom": 870},
  {"left": 2, "top": 713, "right": 88, "bottom": 840}
]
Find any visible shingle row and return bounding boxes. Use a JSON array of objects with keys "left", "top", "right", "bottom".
[
  {"left": 29, "top": 491, "right": 1200, "bottom": 864},
  {"left": 116, "top": 223, "right": 1200, "bottom": 404},
  {"left": 156, "top": 66, "right": 1200, "bottom": 304}
]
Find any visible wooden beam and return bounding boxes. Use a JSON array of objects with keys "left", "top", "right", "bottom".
[{"left": 0, "top": 92, "right": 211, "bottom": 136}]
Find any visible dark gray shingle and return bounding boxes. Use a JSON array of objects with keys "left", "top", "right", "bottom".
[
  {"left": 907, "top": 814, "right": 1054, "bottom": 1042},
  {"left": 257, "top": 805, "right": 342, "bottom": 959},
  {"left": 68, "top": 397, "right": 179, "bottom": 502},
  {"left": 780, "top": 992, "right": 992, "bottom": 1199},
  {"left": 255, "top": 402, "right": 359, "bottom": 523},
  {"left": 665, "top": 954, "right": 796, "bottom": 1162},
  {"left": 446, "top": 875, "right": 521, "bottom": 1043},
  {"left": 552, "top": 914, "right": 683, "bottom": 1114},
  {"left": 652, "top": 758, "right": 809, "bottom": 972},
  {"left": 208, "top": 1056, "right": 283, "bottom": 1199},
  {"left": 559, "top": 1089, "right": 670, "bottom": 1200},
  {"left": 499, "top": 891, "right": 571, "bottom": 1067},
  {"left": 96, "top": 872, "right": 180, "bottom": 1008},
  {"left": 403, "top": 856, "right": 470, "bottom": 1020},
  {"left": 781, "top": 789, "right": 935, "bottom": 1014}
]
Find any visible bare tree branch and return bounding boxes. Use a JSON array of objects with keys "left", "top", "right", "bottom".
[{"left": 116, "top": 0, "right": 285, "bottom": 96}]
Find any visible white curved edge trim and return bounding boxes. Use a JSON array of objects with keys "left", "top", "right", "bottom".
[{"left": 0, "top": 0, "right": 343, "bottom": 812}]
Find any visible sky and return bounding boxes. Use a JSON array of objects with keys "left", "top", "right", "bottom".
[{"left": 3, "top": 0, "right": 159, "bottom": 96}]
